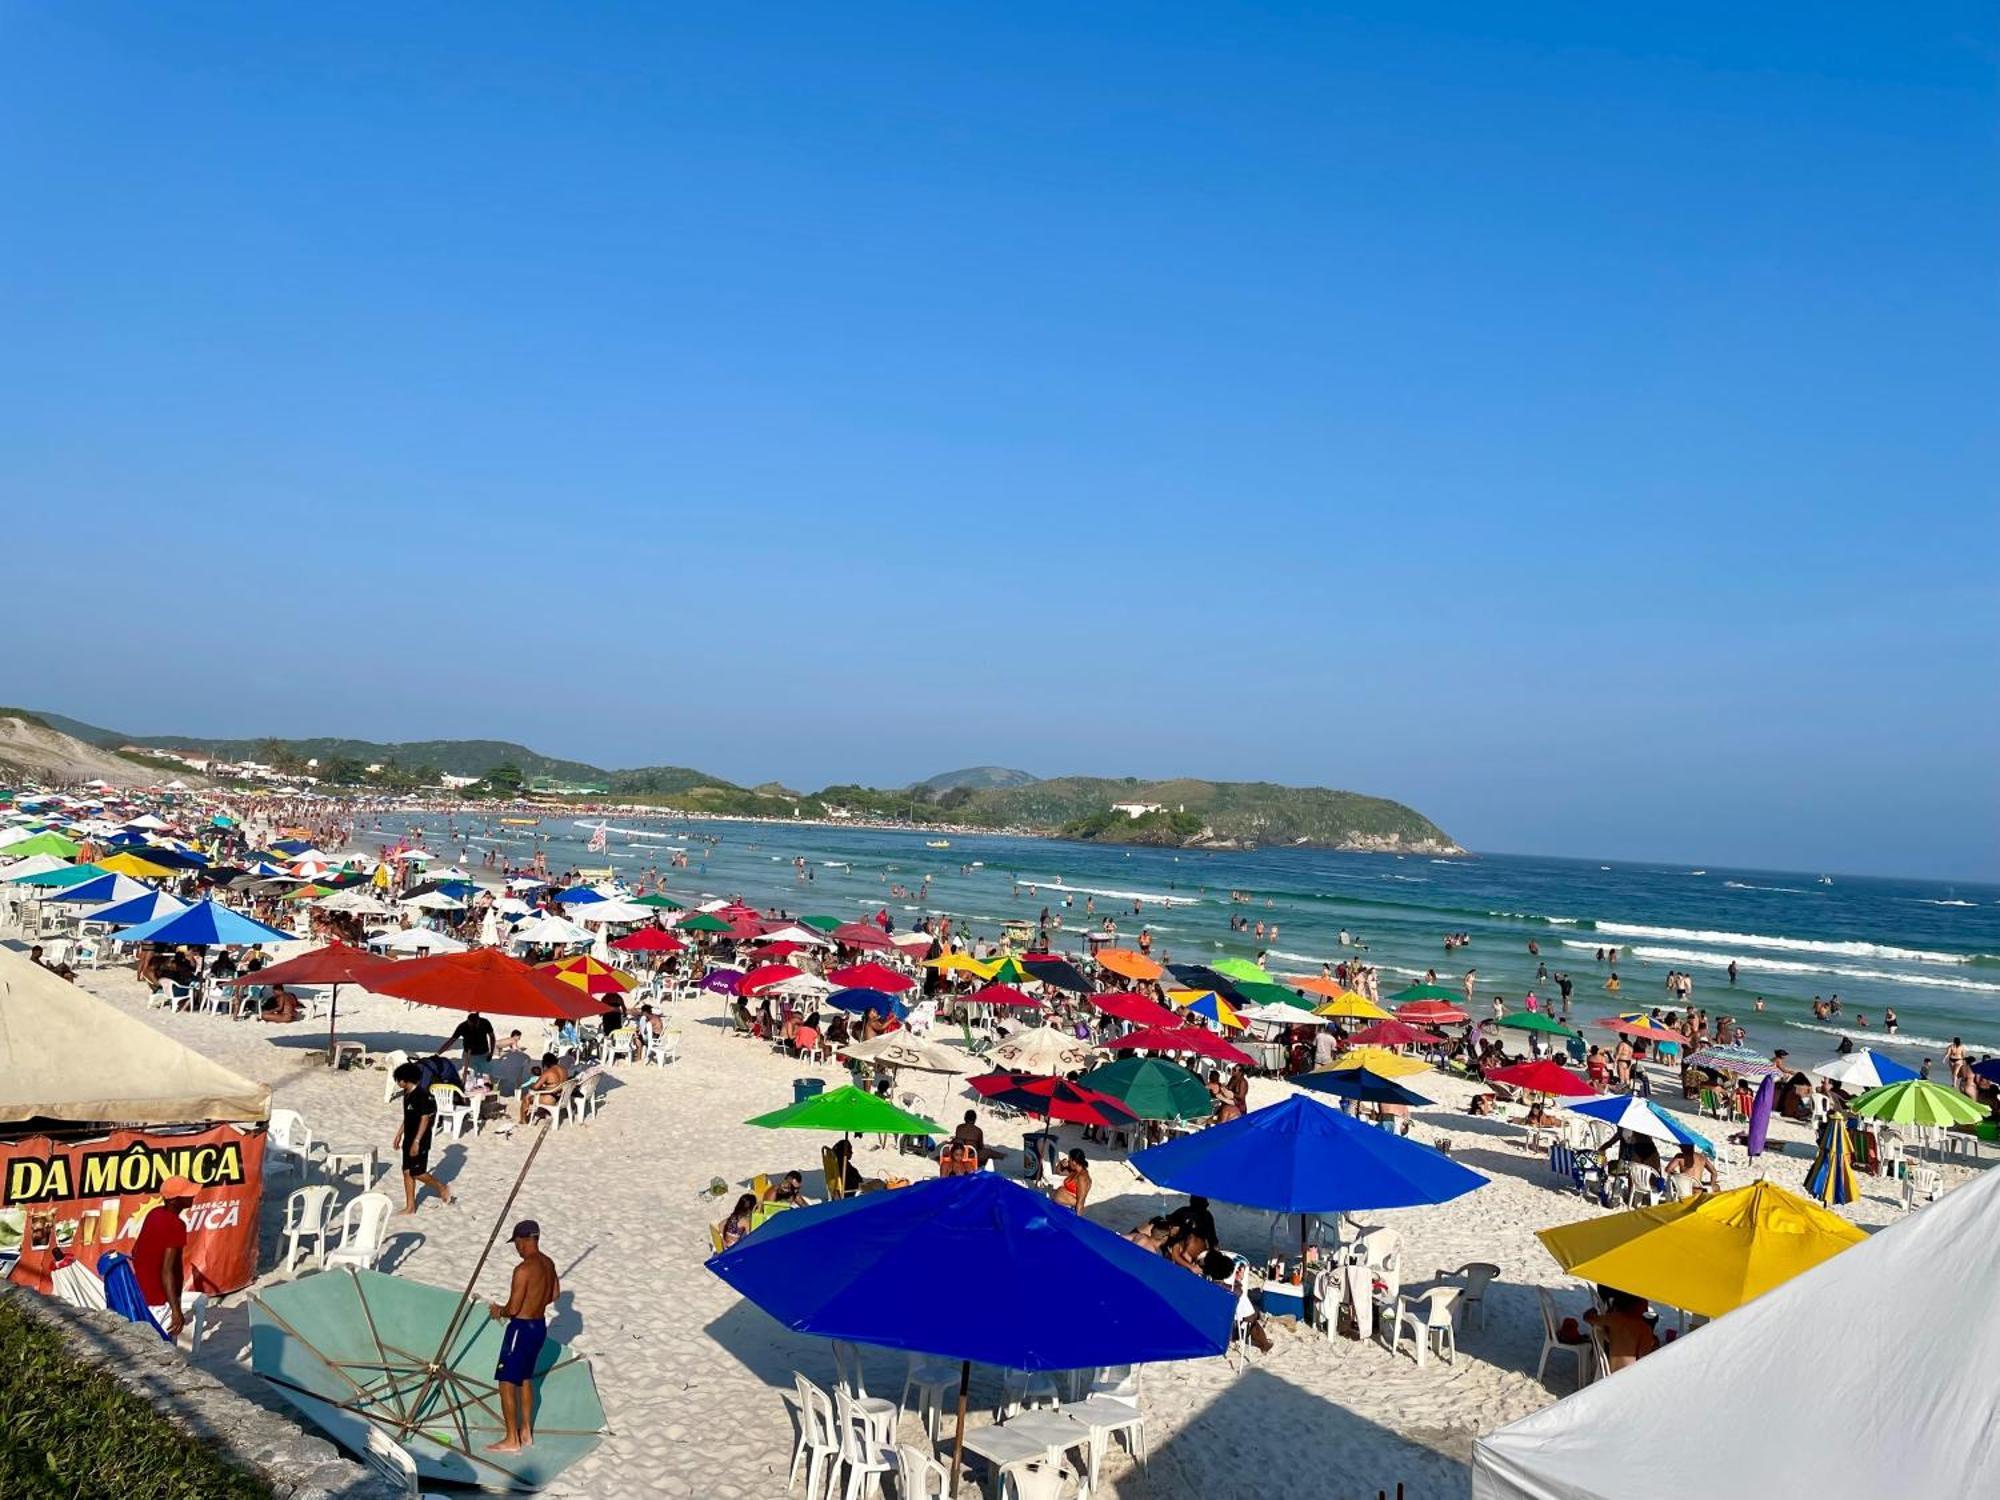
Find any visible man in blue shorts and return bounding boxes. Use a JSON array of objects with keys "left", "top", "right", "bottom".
[{"left": 487, "top": 1219, "right": 559, "bottom": 1452}]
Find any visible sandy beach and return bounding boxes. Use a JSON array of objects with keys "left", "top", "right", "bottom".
[{"left": 55, "top": 945, "right": 1929, "bottom": 1499}]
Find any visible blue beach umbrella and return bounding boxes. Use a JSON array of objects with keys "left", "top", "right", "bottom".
[
  {"left": 1132, "top": 1093, "right": 1487, "bottom": 1215},
  {"left": 824, "top": 987, "right": 910, "bottom": 1021},
  {"left": 1296, "top": 1067, "right": 1435, "bottom": 1109},
  {"left": 103, "top": 829, "right": 151, "bottom": 847},
  {"left": 1562, "top": 1094, "right": 1715, "bottom": 1154},
  {"left": 1814, "top": 1049, "right": 1919, "bottom": 1092},
  {"left": 1805, "top": 1115, "right": 1858, "bottom": 1206},
  {"left": 81, "top": 890, "right": 190, "bottom": 927},
  {"left": 43, "top": 872, "right": 155, "bottom": 907},
  {"left": 112, "top": 898, "right": 292, "bottom": 948},
  {"left": 554, "top": 887, "right": 606, "bottom": 905},
  {"left": 708, "top": 1172, "right": 1232, "bottom": 1479}
]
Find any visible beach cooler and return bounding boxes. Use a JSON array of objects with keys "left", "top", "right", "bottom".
[
  {"left": 1258, "top": 1280, "right": 1307, "bottom": 1322},
  {"left": 793, "top": 1077, "right": 827, "bottom": 1104}
]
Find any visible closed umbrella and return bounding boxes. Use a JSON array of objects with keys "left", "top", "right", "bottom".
[{"left": 1805, "top": 1115, "right": 1858, "bottom": 1206}]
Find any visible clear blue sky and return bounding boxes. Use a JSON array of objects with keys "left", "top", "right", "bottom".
[{"left": 3, "top": 4, "right": 1995, "bottom": 879}]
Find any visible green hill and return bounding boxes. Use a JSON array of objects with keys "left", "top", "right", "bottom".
[{"left": 911, "top": 766, "right": 1040, "bottom": 794}]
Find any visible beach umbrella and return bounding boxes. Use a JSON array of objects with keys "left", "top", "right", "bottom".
[
  {"left": 250, "top": 1267, "right": 605, "bottom": 1491},
  {"left": 706, "top": 1174, "right": 1232, "bottom": 1494},
  {"left": 370, "top": 928, "right": 471, "bottom": 956},
  {"left": 745, "top": 1084, "right": 941, "bottom": 1137},
  {"left": 572, "top": 899, "right": 654, "bottom": 925},
  {"left": 127, "top": 846, "right": 205, "bottom": 872},
  {"left": 1296, "top": 1066, "right": 1435, "bottom": 1109},
  {"left": 540, "top": 956, "right": 634, "bottom": 997},
  {"left": 1596, "top": 1015, "right": 1684, "bottom": 1043},
  {"left": 1813, "top": 1050, "right": 1920, "bottom": 1092},
  {"left": 0, "top": 831, "right": 79, "bottom": 860},
  {"left": 1484, "top": 1059, "right": 1595, "bottom": 1098},
  {"left": 12, "top": 862, "right": 108, "bottom": 889},
  {"left": 1315, "top": 992, "right": 1392, "bottom": 1022},
  {"left": 1343, "top": 1019, "right": 1446, "bottom": 1050},
  {"left": 1396, "top": 999, "right": 1470, "bottom": 1025},
  {"left": 830, "top": 921, "right": 897, "bottom": 950},
  {"left": 1094, "top": 947, "right": 1163, "bottom": 982},
  {"left": 1319, "top": 1047, "right": 1433, "bottom": 1078},
  {"left": 1563, "top": 1094, "right": 1715, "bottom": 1153},
  {"left": 1018, "top": 954, "right": 1092, "bottom": 993},
  {"left": 737, "top": 963, "right": 805, "bottom": 996},
  {"left": 0, "top": 854, "right": 72, "bottom": 883},
  {"left": 1132, "top": 1095, "right": 1486, "bottom": 1234},
  {"left": 796, "top": 914, "right": 841, "bottom": 932},
  {"left": 1221, "top": 979, "right": 1313, "bottom": 1012},
  {"left": 1284, "top": 975, "right": 1351, "bottom": 1000},
  {"left": 610, "top": 927, "right": 684, "bottom": 953},
  {"left": 1208, "top": 957, "right": 1274, "bottom": 985},
  {"left": 1163, "top": 963, "right": 1242, "bottom": 998},
  {"left": 1179, "top": 992, "right": 1246, "bottom": 1031},
  {"left": 757, "top": 925, "right": 832, "bottom": 948},
  {"left": 1239, "top": 1001, "right": 1330, "bottom": 1028},
  {"left": 827, "top": 961, "right": 914, "bottom": 994},
  {"left": 510, "top": 913, "right": 595, "bottom": 947},
  {"left": 371, "top": 948, "right": 607, "bottom": 1021},
  {"left": 78, "top": 890, "right": 188, "bottom": 927},
  {"left": 43, "top": 872, "right": 153, "bottom": 907},
  {"left": 1387, "top": 983, "right": 1465, "bottom": 1006},
  {"left": 1536, "top": 1180, "right": 1866, "bottom": 1319},
  {"left": 985, "top": 1026, "right": 1101, "bottom": 1075},
  {"left": 1847, "top": 1079, "right": 1986, "bottom": 1129},
  {"left": 281, "top": 883, "right": 339, "bottom": 903},
  {"left": 1104, "top": 1025, "right": 1253, "bottom": 1068},
  {"left": 839, "top": 1033, "right": 978, "bottom": 1075},
  {"left": 112, "top": 898, "right": 292, "bottom": 948},
  {"left": 978, "top": 955, "right": 1034, "bottom": 984},
  {"left": 965, "top": 984, "right": 1042, "bottom": 1010},
  {"left": 553, "top": 887, "right": 605, "bottom": 906},
  {"left": 922, "top": 952, "right": 988, "bottom": 975},
  {"left": 822, "top": 987, "right": 909, "bottom": 1021},
  {"left": 678, "top": 912, "right": 733, "bottom": 933},
  {"left": 698, "top": 966, "right": 746, "bottom": 994},
  {"left": 969, "top": 1072, "right": 1139, "bottom": 1128},
  {"left": 1496, "top": 1011, "right": 1582, "bottom": 1040},
  {"left": 1805, "top": 1115, "right": 1858, "bottom": 1207},
  {"left": 224, "top": 943, "right": 400, "bottom": 1061},
  {"left": 1686, "top": 1045, "right": 1783, "bottom": 1077},
  {"left": 1088, "top": 991, "right": 1181, "bottom": 1028},
  {"left": 629, "top": 893, "right": 683, "bottom": 910},
  {"left": 1078, "top": 1058, "right": 1214, "bottom": 1121}
]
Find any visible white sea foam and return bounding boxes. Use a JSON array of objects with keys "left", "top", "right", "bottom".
[
  {"left": 1783, "top": 1020, "right": 1993, "bottom": 1054},
  {"left": 1265, "top": 948, "right": 1343, "bottom": 967},
  {"left": 1009, "top": 877, "right": 1202, "bottom": 908},
  {"left": 1722, "top": 881, "right": 1812, "bottom": 895},
  {"left": 1911, "top": 899, "right": 1978, "bottom": 908},
  {"left": 1611, "top": 944, "right": 2000, "bottom": 994},
  {"left": 1590, "top": 921, "right": 1979, "bottom": 966}
]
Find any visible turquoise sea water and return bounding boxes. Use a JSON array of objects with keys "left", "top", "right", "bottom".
[{"left": 380, "top": 812, "right": 2000, "bottom": 1067}]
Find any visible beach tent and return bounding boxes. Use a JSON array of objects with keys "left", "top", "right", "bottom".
[{"left": 1474, "top": 1165, "right": 2000, "bottom": 1500}]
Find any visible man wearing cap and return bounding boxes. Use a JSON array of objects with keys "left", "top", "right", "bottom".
[
  {"left": 486, "top": 1220, "right": 559, "bottom": 1453},
  {"left": 132, "top": 1176, "right": 197, "bottom": 1340}
]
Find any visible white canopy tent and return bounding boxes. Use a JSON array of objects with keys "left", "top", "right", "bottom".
[{"left": 1473, "top": 1166, "right": 2000, "bottom": 1500}]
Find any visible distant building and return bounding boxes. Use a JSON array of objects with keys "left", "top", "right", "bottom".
[
  {"left": 438, "top": 773, "right": 480, "bottom": 790},
  {"left": 1109, "top": 801, "right": 1163, "bottom": 819}
]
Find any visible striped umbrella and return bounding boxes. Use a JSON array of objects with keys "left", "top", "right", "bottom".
[{"left": 1805, "top": 1114, "right": 1857, "bottom": 1206}]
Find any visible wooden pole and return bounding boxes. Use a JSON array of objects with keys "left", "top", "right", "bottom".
[
  {"left": 947, "top": 1359, "right": 971, "bottom": 1497},
  {"left": 403, "top": 1116, "right": 553, "bottom": 1428}
]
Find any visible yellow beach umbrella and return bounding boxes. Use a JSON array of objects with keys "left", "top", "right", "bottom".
[
  {"left": 98, "top": 851, "right": 176, "bottom": 879},
  {"left": 1321, "top": 1046, "right": 1430, "bottom": 1078},
  {"left": 1314, "top": 992, "right": 1391, "bottom": 1021},
  {"left": 1537, "top": 1180, "right": 1865, "bottom": 1320},
  {"left": 922, "top": 952, "right": 989, "bottom": 975}
]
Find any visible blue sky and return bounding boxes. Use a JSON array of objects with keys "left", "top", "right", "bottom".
[{"left": 2, "top": 4, "right": 1994, "bottom": 879}]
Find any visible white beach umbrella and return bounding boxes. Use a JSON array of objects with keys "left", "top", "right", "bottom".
[
  {"left": 402, "top": 891, "right": 466, "bottom": 912},
  {"left": 318, "top": 889, "right": 391, "bottom": 916},
  {"left": 757, "top": 925, "right": 833, "bottom": 948},
  {"left": 985, "top": 1026, "right": 1101, "bottom": 1076},
  {"left": 511, "top": 913, "right": 594, "bottom": 946},
  {"left": 368, "top": 927, "right": 469, "bottom": 955},
  {"left": 769, "top": 973, "right": 834, "bottom": 999},
  {"left": 429, "top": 864, "right": 475, "bottom": 881},
  {"left": 0, "top": 855, "right": 69, "bottom": 882},
  {"left": 888, "top": 930, "right": 934, "bottom": 950},
  {"left": 493, "top": 896, "right": 534, "bottom": 917},
  {"left": 841, "top": 1032, "right": 979, "bottom": 1075},
  {"left": 1238, "top": 1002, "right": 1329, "bottom": 1028},
  {"left": 506, "top": 876, "right": 548, "bottom": 892},
  {"left": 573, "top": 900, "right": 653, "bottom": 925}
]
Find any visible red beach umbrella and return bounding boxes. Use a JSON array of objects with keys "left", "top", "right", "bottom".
[
  {"left": 831, "top": 922, "right": 897, "bottom": 951},
  {"left": 1089, "top": 991, "right": 1183, "bottom": 1028},
  {"left": 828, "top": 961, "right": 914, "bottom": 994},
  {"left": 1345, "top": 1019, "right": 1446, "bottom": 1049},
  {"left": 611, "top": 927, "right": 685, "bottom": 953},
  {"left": 738, "top": 963, "right": 805, "bottom": 996},
  {"left": 1484, "top": 1060, "right": 1595, "bottom": 1098},
  {"left": 969, "top": 1072, "right": 1139, "bottom": 1127},
  {"left": 1106, "top": 1025, "right": 1254, "bottom": 1068},
  {"left": 967, "top": 984, "right": 1043, "bottom": 1009},
  {"left": 371, "top": 948, "right": 607, "bottom": 1020},
  {"left": 222, "top": 943, "right": 395, "bottom": 990},
  {"left": 1397, "top": 1000, "right": 1471, "bottom": 1025}
]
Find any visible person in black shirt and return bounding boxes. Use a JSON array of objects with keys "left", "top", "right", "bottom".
[
  {"left": 1162, "top": 1195, "right": 1217, "bottom": 1256},
  {"left": 393, "top": 1062, "right": 454, "bottom": 1215},
  {"left": 448, "top": 1011, "right": 497, "bottom": 1074}
]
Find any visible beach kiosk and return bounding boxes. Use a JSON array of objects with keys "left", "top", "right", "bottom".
[{"left": 0, "top": 948, "right": 270, "bottom": 1297}]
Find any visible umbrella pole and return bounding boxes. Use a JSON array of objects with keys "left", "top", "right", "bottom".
[
  {"left": 948, "top": 1358, "right": 971, "bottom": 1497},
  {"left": 327, "top": 983, "right": 340, "bottom": 1067},
  {"left": 403, "top": 1117, "right": 554, "bottom": 1428}
]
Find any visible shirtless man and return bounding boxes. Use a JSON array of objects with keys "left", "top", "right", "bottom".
[{"left": 488, "top": 1220, "right": 560, "bottom": 1452}]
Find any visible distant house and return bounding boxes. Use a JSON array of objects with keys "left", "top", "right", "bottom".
[
  {"left": 1109, "top": 801, "right": 1163, "bottom": 819},
  {"left": 526, "top": 775, "right": 609, "bottom": 796},
  {"left": 438, "top": 773, "right": 480, "bottom": 790}
]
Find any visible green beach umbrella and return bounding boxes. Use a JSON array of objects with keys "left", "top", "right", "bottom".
[
  {"left": 983, "top": 955, "right": 1033, "bottom": 984},
  {"left": 1078, "top": 1057, "right": 1214, "bottom": 1121},
  {"left": 281, "top": 883, "right": 337, "bottom": 902},
  {"left": 1847, "top": 1079, "right": 1985, "bottom": 1128},
  {"left": 1209, "top": 956, "right": 1275, "bottom": 985},
  {"left": 0, "top": 831, "right": 80, "bottom": 860},
  {"left": 678, "top": 912, "right": 732, "bottom": 933},
  {"left": 631, "top": 893, "right": 683, "bottom": 910},
  {"left": 15, "top": 862, "right": 107, "bottom": 889},
  {"left": 746, "top": 1084, "right": 943, "bottom": 1137},
  {"left": 1229, "top": 979, "right": 1316, "bottom": 1012},
  {"left": 1498, "top": 1011, "right": 1582, "bottom": 1039},
  {"left": 798, "top": 914, "right": 842, "bottom": 932},
  {"left": 1387, "top": 983, "right": 1466, "bottom": 1005}
]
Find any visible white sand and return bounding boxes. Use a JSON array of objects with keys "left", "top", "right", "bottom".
[{"left": 65, "top": 960, "right": 1933, "bottom": 1498}]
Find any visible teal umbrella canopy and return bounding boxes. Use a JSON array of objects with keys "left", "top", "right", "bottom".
[{"left": 251, "top": 1268, "right": 605, "bottom": 1491}]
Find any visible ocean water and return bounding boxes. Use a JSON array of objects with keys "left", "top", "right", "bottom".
[{"left": 381, "top": 811, "right": 2000, "bottom": 1066}]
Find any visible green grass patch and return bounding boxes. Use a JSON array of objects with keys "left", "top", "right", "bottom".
[{"left": 0, "top": 1297, "right": 271, "bottom": 1499}]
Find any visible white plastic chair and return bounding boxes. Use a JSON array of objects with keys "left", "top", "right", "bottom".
[
  {"left": 603, "top": 1028, "right": 635, "bottom": 1066},
  {"left": 646, "top": 1030, "right": 681, "bottom": 1066},
  {"left": 166, "top": 981, "right": 198, "bottom": 1013},
  {"left": 1536, "top": 1287, "right": 1591, "bottom": 1389},
  {"left": 266, "top": 1108, "right": 318, "bottom": 1181},
  {"left": 832, "top": 1387, "right": 894, "bottom": 1500},
  {"left": 895, "top": 1444, "right": 951, "bottom": 1500},
  {"left": 1389, "top": 1286, "right": 1459, "bottom": 1367},
  {"left": 898, "top": 1352, "right": 959, "bottom": 1443},
  {"left": 829, "top": 1340, "right": 898, "bottom": 1439},
  {"left": 527, "top": 1081, "right": 576, "bottom": 1130},
  {"left": 788, "top": 1374, "right": 841, "bottom": 1498},
  {"left": 379, "top": 1052, "right": 410, "bottom": 1103},
  {"left": 361, "top": 1424, "right": 450, "bottom": 1499},
  {"left": 1904, "top": 1163, "right": 1943, "bottom": 1210},
  {"left": 282, "top": 1185, "right": 339, "bottom": 1273},
  {"left": 323, "top": 1192, "right": 393, "bottom": 1272},
  {"left": 1434, "top": 1262, "right": 1499, "bottom": 1332},
  {"left": 569, "top": 1074, "right": 603, "bottom": 1126},
  {"left": 431, "top": 1084, "right": 477, "bottom": 1141}
]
